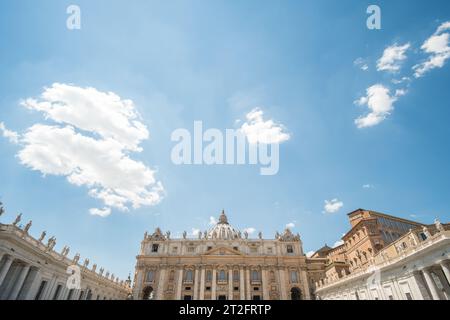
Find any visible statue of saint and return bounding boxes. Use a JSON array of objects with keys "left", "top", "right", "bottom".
[
  {"left": 435, "top": 219, "right": 445, "bottom": 232},
  {"left": 258, "top": 232, "right": 263, "bottom": 239},
  {"left": 38, "top": 231, "right": 46, "bottom": 242},
  {"left": 13, "top": 213, "right": 22, "bottom": 226},
  {"left": 182, "top": 231, "right": 187, "bottom": 239},
  {"left": 23, "top": 220, "right": 32, "bottom": 234}
]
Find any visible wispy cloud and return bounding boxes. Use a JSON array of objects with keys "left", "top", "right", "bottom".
[
  {"left": 0, "top": 122, "right": 19, "bottom": 144},
  {"left": 333, "top": 240, "right": 344, "bottom": 248},
  {"left": 354, "top": 57, "right": 369, "bottom": 71},
  {"left": 243, "top": 227, "right": 256, "bottom": 235},
  {"left": 323, "top": 199, "right": 344, "bottom": 214},
  {"left": 286, "top": 222, "right": 295, "bottom": 229},
  {"left": 89, "top": 207, "right": 111, "bottom": 218},
  {"left": 413, "top": 21, "right": 450, "bottom": 78},
  {"left": 355, "top": 84, "right": 405, "bottom": 128},
  {"left": 377, "top": 43, "right": 410, "bottom": 72},
  {"left": 209, "top": 216, "right": 218, "bottom": 225}
]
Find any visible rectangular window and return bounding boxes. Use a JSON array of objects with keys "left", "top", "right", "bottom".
[
  {"left": 67, "top": 289, "right": 74, "bottom": 300},
  {"left": 287, "top": 245, "right": 294, "bottom": 254},
  {"left": 146, "top": 270, "right": 155, "bottom": 282},
  {"left": 290, "top": 271, "right": 298, "bottom": 283},
  {"left": 52, "top": 284, "right": 62, "bottom": 300},
  {"left": 34, "top": 281, "right": 47, "bottom": 300},
  {"left": 234, "top": 286, "right": 239, "bottom": 291},
  {"left": 405, "top": 292, "right": 412, "bottom": 300},
  {"left": 172, "top": 246, "right": 178, "bottom": 253},
  {"left": 183, "top": 295, "right": 192, "bottom": 300},
  {"left": 207, "top": 246, "right": 212, "bottom": 251},
  {"left": 233, "top": 246, "right": 239, "bottom": 251},
  {"left": 250, "top": 247, "right": 258, "bottom": 253},
  {"left": 267, "top": 247, "right": 273, "bottom": 254},
  {"left": 252, "top": 295, "right": 261, "bottom": 300},
  {"left": 187, "top": 247, "right": 195, "bottom": 252},
  {"left": 185, "top": 287, "right": 191, "bottom": 291},
  {"left": 152, "top": 244, "right": 159, "bottom": 253},
  {"left": 206, "top": 286, "right": 211, "bottom": 291}
]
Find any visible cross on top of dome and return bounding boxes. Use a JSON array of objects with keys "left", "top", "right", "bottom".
[{"left": 219, "top": 210, "right": 228, "bottom": 224}]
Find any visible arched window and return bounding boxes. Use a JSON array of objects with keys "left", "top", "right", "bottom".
[
  {"left": 206, "top": 270, "right": 212, "bottom": 281},
  {"left": 169, "top": 270, "right": 175, "bottom": 280},
  {"left": 233, "top": 270, "right": 239, "bottom": 281},
  {"left": 270, "top": 271, "right": 276, "bottom": 281},
  {"left": 290, "top": 287, "right": 302, "bottom": 300},
  {"left": 142, "top": 286, "right": 153, "bottom": 300},
  {"left": 218, "top": 270, "right": 226, "bottom": 281},
  {"left": 185, "top": 270, "right": 193, "bottom": 281}
]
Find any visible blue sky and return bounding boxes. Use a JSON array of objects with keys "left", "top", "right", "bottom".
[{"left": 1, "top": 0, "right": 450, "bottom": 280}]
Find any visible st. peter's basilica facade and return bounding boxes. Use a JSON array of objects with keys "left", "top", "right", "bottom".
[{"left": 132, "top": 210, "right": 319, "bottom": 300}]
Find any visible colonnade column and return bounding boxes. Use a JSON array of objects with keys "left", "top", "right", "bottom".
[
  {"left": 9, "top": 264, "right": 30, "bottom": 300},
  {"left": 440, "top": 262, "right": 450, "bottom": 286},
  {"left": 422, "top": 268, "right": 440, "bottom": 300},
  {"left": 0, "top": 255, "right": 13, "bottom": 287},
  {"left": 239, "top": 266, "right": 245, "bottom": 300}
]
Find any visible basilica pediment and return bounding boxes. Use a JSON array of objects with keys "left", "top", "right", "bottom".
[{"left": 203, "top": 246, "right": 243, "bottom": 256}]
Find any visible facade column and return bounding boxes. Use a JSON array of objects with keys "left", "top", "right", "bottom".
[
  {"left": 228, "top": 268, "right": 233, "bottom": 300},
  {"left": 0, "top": 255, "right": 14, "bottom": 287},
  {"left": 175, "top": 268, "right": 184, "bottom": 300},
  {"left": 422, "top": 268, "right": 441, "bottom": 300},
  {"left": 156, "top": 266, "right": 166, "bottom": 300},
  {"left": 278, "top": 267, "right": 287, "bottom": 300},
  {"left": 199, "top": 266, "right": 205, "bottom": 300},
  {"left": 245, "top": 268, "right": 251, "bottom": 300},
  {"left": 211, "top": 268, "right": 217, "bottom": 300},
  {"left": 301, "top": 269, "right": 311, "bottom": 300},
  {"left": 9, "top": 264, "right": 30, "bottom": 300},
  {"left": 193, "top": 267, "right": 199, "bottom": 300},
  {"left": 239, "top": 266, "right": 245, "bottom": 300},
  {"left": 133, "top": 268, "right": 144, "bottom": 299},
  {"left": 261, "top": 268, "right": 268, "bottom": 300},
  {"left": 440, "top": 262, "right": 450, "bottom": 286}
]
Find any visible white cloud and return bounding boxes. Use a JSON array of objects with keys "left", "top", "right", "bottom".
[
  {"left": 354, "top": 57, "right": 369, "bottom": 71},
  {"left": 286, "top": 222, "right": 295, "bottom": 229},
  {"left": 240, "top": 108, "right": 290, "bottom": 144},
  {"left": 436, "top": 21, "right": 450, "bottom": 34},
  {"left": 391, "top": 76, "right": 411, "bottom": 85},
  {"left": 354, "top": 84, "right": 399, "bottom": 128},
  {"left": 414, "top": 21, "right": 450, "bottom": 78},
  {"left": 5, "top": 84, "right": 164, "bottom": 215},
  {"left": 191, "top": 228, "right": 201, "bottom": 236},
  {"left": 333, "top": 240, "right": 344, "bottom": 248},
  {"left": 377, "top": 43, "right": 410, "bottom": 72},
  {"left": 306, "top": 251, "right": 315, "bottom": 258},
  {"left": 89, "top": 207, "right": 111, "bottom": 218},
  {"left": 324, "top": 199, "right": 344, "bottom": 214},
  {"left": 363, "top": 184, "right": 374, "bottom": 189},
  {"left": 209, "top": 216, "right": 218, "bottom": 225},
  {"left": 0, "top": 122, "right": 19, "bottom": 144},
  {"left": 243, "top": 227, "right": 256, "bottom": 235}
]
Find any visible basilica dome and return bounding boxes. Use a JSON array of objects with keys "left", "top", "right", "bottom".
[{"left": 207, "top": 210, "right": 241, "bottom": 240}]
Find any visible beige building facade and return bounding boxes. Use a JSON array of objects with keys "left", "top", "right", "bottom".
[
  {"left": 313, "top": 209, "right": 450, "bottom": 300},
  {"left": 0, "top": 214, "right": 131, "bottom": 300},
  {"left": 133, "top": 211, "right": 313, "bottom": 300}
]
